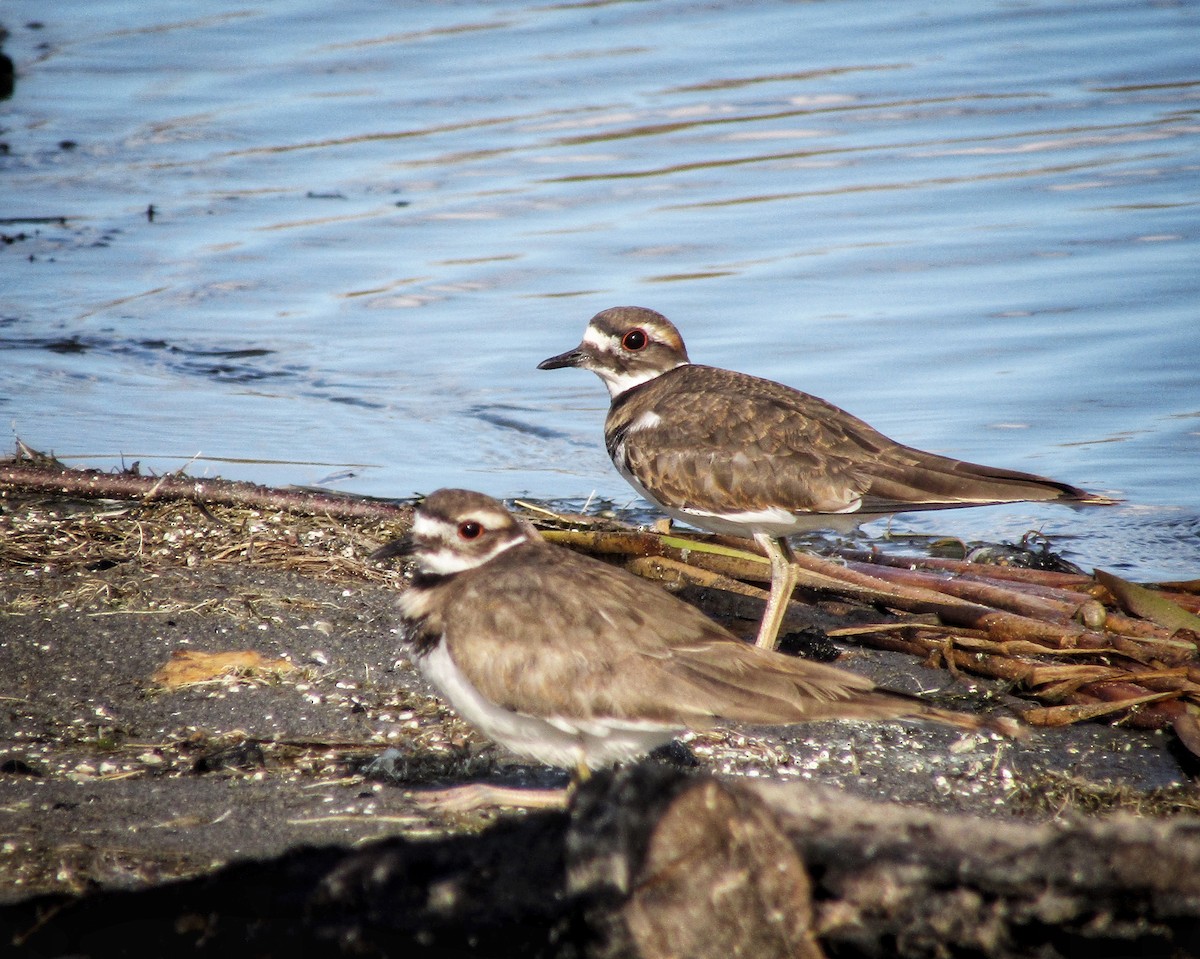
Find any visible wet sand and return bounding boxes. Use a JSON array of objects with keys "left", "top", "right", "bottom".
[{"left": 2, "top": 482, "right": 1196, "bottom": 911}]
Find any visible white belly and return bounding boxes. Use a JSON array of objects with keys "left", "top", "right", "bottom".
[{"left": 416, "top": 640, "right": 681, "bottom": 771}]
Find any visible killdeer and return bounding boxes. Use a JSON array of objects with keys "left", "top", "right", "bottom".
[
  {"left": 382, "top": 488, "right": 1015, "bottom": 785},
  {"left": 538, "top": 306, "right": 1112, "bottom": 651}
]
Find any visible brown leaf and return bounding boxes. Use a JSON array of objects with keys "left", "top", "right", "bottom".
[
  {"left": 152, "top": 650, "right": 296, "bottom": 688},
  {"left": 1095, "top": 569, "right": 1200, "bottom": 636}
]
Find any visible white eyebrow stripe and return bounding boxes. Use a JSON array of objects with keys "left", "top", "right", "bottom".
[
  {"left": 412, "top": 514, "right": 448, "bottom": 539},
  {"left": 582, "top": 325, "right": 615, "bottom": 352}
]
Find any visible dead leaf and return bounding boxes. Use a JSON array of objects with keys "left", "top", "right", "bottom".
[
  {"left": 152, "top": 650, "right": 296, "bottom": 688},
  {"left": 1095, "top": 569, "right": 1200, "bottom": 635}
]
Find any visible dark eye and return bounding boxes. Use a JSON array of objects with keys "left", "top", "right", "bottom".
[
  {"left": 458, "top": 520, "right": 484, "bottom": 540},
  {"left": 622, "top": 328, "right": 648, "bottom": 351}
]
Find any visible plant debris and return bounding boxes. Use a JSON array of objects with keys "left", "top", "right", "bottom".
[{"left": 152, "top": 650, "right": 299, "bottom": 689}]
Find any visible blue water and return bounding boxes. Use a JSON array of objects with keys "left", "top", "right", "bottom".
[{"left": 2, "top": 0, "right": 1198, "bottom": 578}]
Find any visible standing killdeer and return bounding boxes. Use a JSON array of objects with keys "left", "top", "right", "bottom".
[
  {"left": 382, "top": 488, "right": 1015, "bottom": 783},
  {"left": 538, "top": 306, "right": 1113, "bottom": 651}
]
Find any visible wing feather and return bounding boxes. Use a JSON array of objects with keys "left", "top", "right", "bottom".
[{"left": 610, "top": 364, "right": 1093, "bottom": 517}]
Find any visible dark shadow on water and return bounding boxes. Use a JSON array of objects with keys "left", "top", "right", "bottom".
[{"left": 470, "top": 404, "right": 572, "bottom": 440}]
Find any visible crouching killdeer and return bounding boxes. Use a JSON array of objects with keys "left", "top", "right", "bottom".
[
  {"left": 382, "top": 488, "right": 1016, "bottom": 786},
  {"left": 539, "top": 306, "right": 1113, "bottom": 651}
]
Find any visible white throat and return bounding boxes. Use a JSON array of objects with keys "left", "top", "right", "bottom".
[{"left": 596, "top": 358, "right": 689, "bottom": 399}]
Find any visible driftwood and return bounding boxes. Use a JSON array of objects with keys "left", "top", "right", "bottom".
[
  {"left": 3, "top": 765, "right": 1197, "bottom": 958},
  {"left": 0, "top": 457, "right": 413, "bottom": 524}
]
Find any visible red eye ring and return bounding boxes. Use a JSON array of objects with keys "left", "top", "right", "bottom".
[
  {"left": 621, "top": 328, "right": 648, "bottom": 351},
  {"left": 458, "top": 520, "right": 484, "bottom": 540}
]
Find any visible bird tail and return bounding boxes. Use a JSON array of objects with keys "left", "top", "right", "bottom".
[
  {"left": 799, "top": 685, "right": 1026, "bottom": 738},
  {"left": 912, "top": 700, "right": 1026, "bottom": 738}
]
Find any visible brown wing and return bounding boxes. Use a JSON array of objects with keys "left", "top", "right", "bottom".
[
  {"left": 648, "top": 638, "right": 1002, "bottom": 730},
  {"left": 610, "top": 364, "right": 1098, "bottom": 516},
  {"left": 437, "top": 541, "right": 751, "bottom": 724},
  {"left": 434, "top": 541, "right": 993, "bottom": 731}
]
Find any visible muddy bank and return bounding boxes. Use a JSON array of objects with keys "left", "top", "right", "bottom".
[{"left": 2, "top": 462, "right": 1198, "bottom": 955}]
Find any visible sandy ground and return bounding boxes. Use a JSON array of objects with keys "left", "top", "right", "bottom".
[{"left": 1, "top": 488, "right": 1197, "bottom": 907}]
